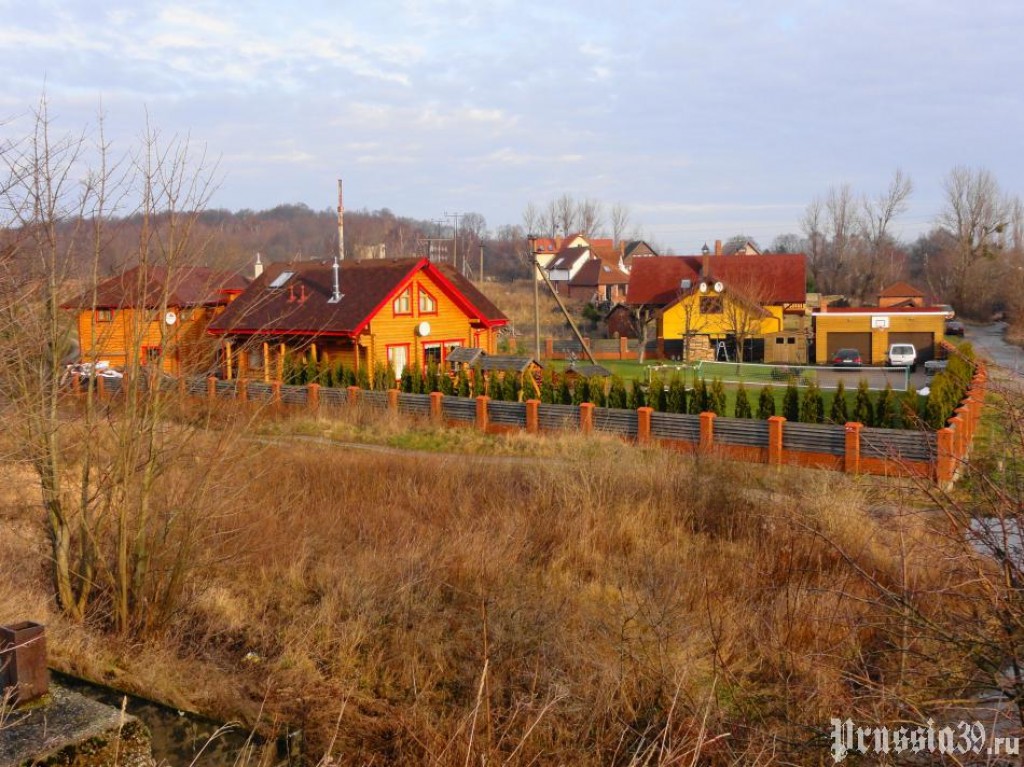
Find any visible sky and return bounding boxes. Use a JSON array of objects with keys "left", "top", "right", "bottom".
[{"left": 2, "top": 0, "right": 1022, "bottom": 253}]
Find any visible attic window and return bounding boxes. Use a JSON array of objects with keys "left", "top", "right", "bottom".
[
  {"left": 268, "top": 271, "right": 294, "bottom": 289},
  {"left": 393, "top": 287, "right": 412, "bottom": 315}
]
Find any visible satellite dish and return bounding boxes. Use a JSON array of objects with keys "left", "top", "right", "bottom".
[
  {"left": 714, "top": 281, "right": 725, "bottom": 293},
  {"left": 164, "top": 311, "right": 177, "bottom": 325},
  {"left": 699, "top": 282, "right": 709, "bottom": 293},
  {"left": 416, "top": 321, "right": 431, "bottom": 337}
]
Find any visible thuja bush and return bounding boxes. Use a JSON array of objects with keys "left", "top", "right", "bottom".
[
  {"left": 572, "top": 376, "right": 591, "bottom": 406},
  {"left": 648, "top": 374, "right": 667, "bottom": 411},
  {"left": 557, "top": 377, "right": 573, "bottom": 405},
  {"left": 439, "top": 369, "right": 455, "bottom": 395},
  {"left": 874, "top": 383, "right": 898, "bottom": 428},
  {"left": 853, "top": 379, "right": 874, "bottom": 427},
  {"left": 356, "top": 366, "right": 371, "bottom": 391},
  {"left": 733, "top": 382, "right": 752, "bottom": 418},
  {"left": 757, "top": 386, "right": 776, "bottom": 419},
  {"left": 925, "top": 371, "right": 960, "bottom": 430},
  {"left": 425, "top": 360, "right": 440, "bottom": 393},
  {"left": 472, "top": 366, "right": 486, "bottom": 397},
  {"left": 709, "top": 378, "right": 727, "bottom": 415},
  {"left": 607, "top": 376, "right": 628, "bottom": 409},
  {"left": 589, "top": 376, "right": 606, "bottom": 407},
  {"left": 689, "top": 378, "right": 709, "bottom": 414},
  {"left": 800, "top": 381, "right": 825, "bottom": 423},
  {"left": 782, "top": 381, "right": 800, "bottom": 422},
  {"left": 665, "top": 375, "right": 687, "bottom": 414},
  {"left": 539, "top": 369, "right": 555, "bottom": 403},
  {"left": 829, "top": 380, "right": 848, "bottom": 424},
  {"left": 629, "top": 379, "right": 647, "bottom": 409}
]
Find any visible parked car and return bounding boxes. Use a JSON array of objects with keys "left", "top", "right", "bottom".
[
  {"left": 831, "top": 348, "right": 863, "bottom": 367},
  {"left": 945, "top": 319, "right": 965, "bottom": 336},
  {"left": 886, "top": 343, "right": 917, "bottom": 372}
]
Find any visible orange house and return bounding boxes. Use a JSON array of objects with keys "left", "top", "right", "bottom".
[
  {"left": 63, "top": 266, "right": 249, "bottom": 375},
  {"left": 207, "top": 257, "right": 508, "bottom": 381}
]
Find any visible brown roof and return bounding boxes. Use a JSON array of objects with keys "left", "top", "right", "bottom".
[
  {"left": 569, "top": 259, "right": 629, "bottom": 287},
  {"left": 62, "top": 265, "right": 248, "bottom": 310},
  {"left": 207, "top": 257, "right": 506, "bottom": 337},
  {"left": 627, "top": 254, "right": 806, "bottom": 306},
  {"left": 879, "top": 281, "right": 925, "bottom": 298},
  {"left": 548, "top": 246, "right": 591, "bottom": 271}
]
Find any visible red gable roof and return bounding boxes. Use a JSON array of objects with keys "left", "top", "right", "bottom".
[
  {"left": 63, "top": 265, "right": 249, "bottom": 310},
  {"left": 208, "top": 258, "right": 506, "bottom": 337},
  {"left": 627, "top": 254, "right": 806, "bottom": 306},
  {"left": 879, "top": 281, "right": 925, "bottom": 298}
]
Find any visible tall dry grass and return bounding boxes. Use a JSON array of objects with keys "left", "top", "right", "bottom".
[{"left": 0, "top": 400, "right": 992, "bottom": 765}]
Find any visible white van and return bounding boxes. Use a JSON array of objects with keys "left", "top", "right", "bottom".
[{"left": 886, "top": 343, "right": 917, "bottom": 372}]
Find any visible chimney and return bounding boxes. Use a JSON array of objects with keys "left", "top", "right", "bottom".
[
  {"left": 337, "top": 179, "right": 345, "bottom": 262},
  {"left": 714, "top": 239, "right": 723, "bottom": 256},
  {"left": 288, "top": 284, "right": 296, "bottom": 303},
  {"left": 701, "top": 242, "right": 710, "bottom": 277},
  {"left": 329, "top": 255, "right": 343, "bottom": 304},
  {"left": 299, "top": 284, "right": 308, "bottom": 303},
  {"left": 254, "top": 252, "right": 264, "bottom": 279}
]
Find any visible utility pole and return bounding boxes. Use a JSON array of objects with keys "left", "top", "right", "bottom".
[
  {"left": 446, "top": 211, "right": 462, "bottom": 275},
  {"left": 529, "top": 234, "right": 540, "bottom": 361}
]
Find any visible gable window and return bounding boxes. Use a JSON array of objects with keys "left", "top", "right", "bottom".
[
  {"left": 700, "top": 296, "right": 723, "bottom": 315},
  {"left": 393, "top": 287, "right": 412, "bottom": 315},
  {"left": 418, "top": 286, "right": 438, "bottom": 315},
  {"left": 96, "top": 309, "right": 114, "bottom": 322}
]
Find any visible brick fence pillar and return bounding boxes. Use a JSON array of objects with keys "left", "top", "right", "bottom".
[
  {"left": 177, "top": 375, "right": 186, "bottom": 398},
  {"left": 768, "top": 416, "right": 785, "bottom": 466},
  {"left": 476, "top": 395, "right": 490, "bottom": 431},
  {"left": 347, "top": 386, "right": 360, "bottom": 406},
  {"left": 387, "top": 388, "right": 399, "bottom": 410},
  {"left": 619, "top": 335, "right": 628, "bottom": 359},
  {"left": 72, "top": 373, "right": 82, "bottom": 396},
  {"left": 955, "top": 405, "right": 971, "bottom": 446},
  {"left": 699, "top": 412, "right": 716, "bottom": 452},
  {"left": 637, "top": 406, "right": 652, "bottom": 444},
  {"left": 525, "top": 399, "right": 539, "bottom": 433},
  {"left": 207, "top": 376, "right": 217, "bottom": 401},
  {"left": 308, "top": 383, "right": 320, "bottom": 413},
  {"left": 949, "top": 414, "right": 965, "bottom": 461},
  {"left": 544, "top": 338, "right": 554, "bottom": 358},
  {"left": 97, "top": 375, "right": 107, "bottom": 400},
  {"left": 579, "top": 402, "right": 594, "bottom": 435},
  {"left": 844, "top": 421, "right": 862, "bottom": 474},
  {"left": 936, "top": 427, "right": 955, "bottom": 485},
  {"left": 271, "top": 380, "right": 282, "bottom": 411},
  {"left": 430, "top": 391, "right": 443, "bottom": 423},
  {"left": 238, "top": 378, "right": 249, "bottom": 404}
]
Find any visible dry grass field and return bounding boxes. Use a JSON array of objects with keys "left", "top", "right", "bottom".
[{"left": 0, "top": 398, "right": 1010, "bottom": 765}]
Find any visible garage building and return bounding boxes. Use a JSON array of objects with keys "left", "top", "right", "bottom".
[{"left": 812, "top": 306, "right": 946, "bottom": 365}]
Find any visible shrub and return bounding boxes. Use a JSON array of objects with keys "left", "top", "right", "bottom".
[
  {"left": 439, "top": 369, "right": 455, "bottom": 395},
  {"left": 709, "top": 378, "right": 727, "bottom": 415},
  {"left": 425, "top": 360, "right": 440, "bottom": 393},
  {"left": 782, "top": 382, "right": 800, "bottom": 422},
  {"left": 733, "top": 382, "right": 752, "bottom": 418},
  {"left": 875, "top": 383, "right": 898, "bottom": 428},
  {"left": 924, "top": 371, "right": 960, "bottom": 430},
  {"left": 472, "top": 366, "right": 486, "bottom": 397},
  {"left": 757, "top": 386, "right": 776, "bottom": 419},
  {"left": 356, "top": 366, "right": 371, "bottom": 391},
  {"left": 504, "top": 372, "right": 521, "bottom": 402},
  {"left": 648, "top": 374, "right": 666, "bottom": 411},
  {"left": 539, "top": 369, "right": 555, "bottom": 403},
  {"left": 800, "top": 381, "right": 824, "bottom": 423},
  {"left": 399, "top": 367, "right": 413, "bottom": 393},
  {"left": 589, "top": 376, "right": 607, "bottom": 407},
  {"left": 829, "top": 380, "right": 848, "bottom": 424},
  {"left": 607, "top": 376, "right": 628, "bottom": 409},
  {"left": 457, "top": 368, "right": 471, "bottom": 398},
  {"left": 852, "top": 379, "right": 874, "bottom": 427},
  {"left": 572, "top": 376, "right": 590, "bottom": 406},
  {"left": 629, "top": 379, "right": 647, "bottom": 409},
  {"left": 665, "top": 375, "right": 687, "bottom": 414},
  {"left": 689, "top": 377, "right": 710, "bottom": 414},
  {"left": 557, "top": 376, "right": 573, "bottom": 405}
]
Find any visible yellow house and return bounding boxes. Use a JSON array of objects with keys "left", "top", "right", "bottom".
[
  {"left": 658, "top": 282, "right": 784, "bottom": 361},
  {"left": 63, "top": 266, "right": 248, "bottom": 375},
  {"left": 207, "top": 257, "right": 508, "bottom": 381},
  {"left": 812, "top": 307, "right": 946, "bottom": 364}
]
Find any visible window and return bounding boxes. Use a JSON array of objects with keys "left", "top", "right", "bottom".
[
  {"left": 268, "top": 271, "right": 294, "bottom": 289},
  {"left": 418, "top": 286, "right": 437, "bottom": 315},
  {"left": 248, "top": 348, "right": 262, "bottom": 370},
  {"left": 700, "top": 296, "right": 723, "bottom": 314},
  {"left": 96, "top": 309, "right": 114, "bottom": 322},
  {"left": 179, "top": 308, "right": 194, "bottom": 322},
  {"left": 393, "top": 287, "right": 412, "bottom": 315},
  {"left": 143, "top": 346, "right": 162, "bottom": 364},
  {"left": 423, "top": 343, "right": 442, "bottom": 365},
  {"left": 387, "top": 344, "right": 409, "bottom": 378}
]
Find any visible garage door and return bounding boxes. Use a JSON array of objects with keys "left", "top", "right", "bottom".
[
  {"left": 888, "top": 332, "right": 935, "bottom": 362},
  {"left": 825, "top": 332, "right": 872, "bottom": 364}
]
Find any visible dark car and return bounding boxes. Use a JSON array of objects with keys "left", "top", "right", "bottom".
[
  {"left": 945, "top": 319, "right": 965, "bottom": 336},
  {"left": 831, "top": 348, "right": 863, "bottom": 367}
]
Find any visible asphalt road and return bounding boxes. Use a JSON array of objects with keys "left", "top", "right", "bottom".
[{"left": 963, "top": 322, "right": 1024, "bottom": 381}]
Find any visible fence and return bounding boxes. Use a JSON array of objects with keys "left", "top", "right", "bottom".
[{"left": 130, "top": 365, "right": 986, "bottom": 485}]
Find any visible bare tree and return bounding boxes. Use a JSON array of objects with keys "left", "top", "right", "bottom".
[
  {"left": 937, "top": 166, "right": 1009, "bottom": 312},
  {"left": 851, "top": 169, "right": 913, "bottom": 303},
  {"left": 553, "top": 193, "right": 578, "bottom": 237},
  {"left": 521, "top": 202, "right": 541, "bottom": 236},
  {"left": 577, "top": 197, "right": 604, "bottom": 238},
  {"left": 610, "top": 203, "right": 630, "bottom": 246}
]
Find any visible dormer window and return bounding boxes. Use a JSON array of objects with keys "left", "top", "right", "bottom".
[
  {"left": 393, "top": 287, "right": 412, "bottom": 315},
  {"left": 418, "top": 287, "right": 437, "bottom": 315}
]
